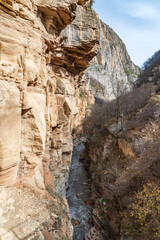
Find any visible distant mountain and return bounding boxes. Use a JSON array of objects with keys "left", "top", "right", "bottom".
[{"left": 137, "top": 50, "right": 160, "bottom": 86}]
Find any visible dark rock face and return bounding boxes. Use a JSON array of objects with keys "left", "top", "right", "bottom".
[{"left": 83, "top": 90, "right": 160, "bottom": 239}]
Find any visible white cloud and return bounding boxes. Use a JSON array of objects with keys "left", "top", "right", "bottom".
[{"left": 124, "top": 2, "right": 159, "bottom": 21}]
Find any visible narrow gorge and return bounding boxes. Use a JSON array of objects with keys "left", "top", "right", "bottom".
[
  {"left": 0, "top": 0, "right": 159, "bottom": 240},
  {"left": 67, "top": 141, "right": 93, "bottom": 240}
]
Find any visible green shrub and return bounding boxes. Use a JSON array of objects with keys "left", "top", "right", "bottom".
[{"left": 90, "top": 0, "right": 95, "bottom": 7}]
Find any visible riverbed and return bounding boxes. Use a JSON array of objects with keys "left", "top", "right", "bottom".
[{"left": 67, "top": 142, "right": 93, "bottom": 240}]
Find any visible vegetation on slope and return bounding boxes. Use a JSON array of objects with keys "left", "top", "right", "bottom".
[
  {"left": 137, "top": 50, "right": 160, "bottom": 86},
  {"left": 82, "top": 52, "right": 160, "bottom": 239}
]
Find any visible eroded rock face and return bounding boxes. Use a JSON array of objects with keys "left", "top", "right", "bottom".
[
  {"left": 0, "top": 81, "right": 21, "bottom": 185},
  {"left": 0, "top": 0, "right": 98, "bottom": 193},
  {"left": 0, "top": 185, "right": 73, "bottom": 239},
  {"left": 85, "top": 20, "right": 140, "bottom": 100},
  {"left": 61, "top": 5, "right": 99, "bottom": 74}
]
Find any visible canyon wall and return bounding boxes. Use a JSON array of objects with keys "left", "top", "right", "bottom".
[
  {"left": 0, "top": 0, "right": 99, "bottom": 194},
  {"left": 0, "top": 1, "right": 145, "bottom": 239},
  {"left": 0, "top": 0, "right": 139, "bottom": 195}
]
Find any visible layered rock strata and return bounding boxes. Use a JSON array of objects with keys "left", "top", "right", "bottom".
[
  {"left": 0, "top": 0, "right": 144, "bottom": 239},
  {"left": 0, "top": 0, "right": 99, "bottom": 194}
]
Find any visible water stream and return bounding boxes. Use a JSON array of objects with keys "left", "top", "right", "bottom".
[{"left": 67, "top": 142, "right": 93, "bottom": 240}]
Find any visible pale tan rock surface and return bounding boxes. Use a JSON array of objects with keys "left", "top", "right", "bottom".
[
  {"left": 0, "top": 184, "right": 73, "bottom": 239},
  {"left": 0, "top": 0, "right": 97, "bottom": 192},
  {"left": 85, "top": 227, "right": 100, "bottom": 240},
  {"left": 0, "top": 0, "right": 142, "bottom": 238},
  {"left": 0, "top": 81, "right": 21, "bottom": 185},
  {"left": 0, "top": 1, "right": 97, "bottom": 237}
]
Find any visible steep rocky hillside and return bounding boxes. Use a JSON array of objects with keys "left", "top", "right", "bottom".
[
  {"left": 0, "top": 0, "right": 99, "bottom": 238},
  {"left": 84, "top": 20, "right": 140, "bottom": 100},
  {"left": 0, "top": 0, "right": 146, "bottom": 239},
  {"left": 137, "top": 50, "right": 160, "bottom": 86},
  {"left": 83, "top": 78, "right": 160, "bottom": 239}
]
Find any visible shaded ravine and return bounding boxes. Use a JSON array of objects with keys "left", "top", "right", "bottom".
[{"left": 67, "top": 142, "right": 93, "bottom": 240}]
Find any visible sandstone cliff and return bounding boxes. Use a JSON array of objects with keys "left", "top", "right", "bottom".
[
  {"left": 0, "top": 0, "right": 99, "bottom": 193},
  {"left": 0, "top": 0, "right": 99, "bottom": 238},
  {"left": 0, "top": 0, "right": 146, "bottom": 239},
  {"left": 85, "top": 20, "right": 140, "bottom": 100}
]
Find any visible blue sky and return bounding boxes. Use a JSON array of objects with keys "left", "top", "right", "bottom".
[{"left": 93, "top": 0, "right": 160, "bottom": 67}]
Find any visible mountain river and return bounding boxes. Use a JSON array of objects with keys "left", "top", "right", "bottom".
[{"left": 67, "top": 142, "right": 93, "bottom": 240}]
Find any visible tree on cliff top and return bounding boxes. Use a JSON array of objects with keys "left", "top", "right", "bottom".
[
  {"left": 142, "top": 50, "right": 160, "bottom": 70},
  {"left": 137, "top": 50, "right": 160, "bottom": 85},
  {"left": 90, "top": 0, "right": 95, "bottom": 7}
]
